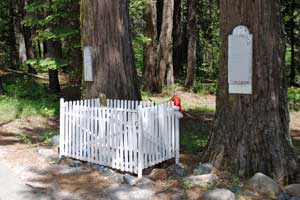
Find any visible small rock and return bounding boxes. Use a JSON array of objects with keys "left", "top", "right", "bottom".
[
  {"left": 277, "top": 192, "right": 290, "bottom": 200},
  {"left": 290, "top": 197, "right": 300, "bottom": 200},
  {"left": 124, "top": 174, "right": 139, "bottom": 186},
  {"left": 112, "top": 174, "right": 124, "bottom": 183},
  {"left": 285, "top": 184, "right": 300, "bottom": 196},
  {"left": 102, "top": 168, "right": 116, "bottom": 176},
  {"left": 202, "top": 189, "right": 235, "bottom": 200},
  {"left": 136, "top": 177, "right": 154, "bottom": 187},
  {"left": 148, "top": 168, "right": 168, "bottom": 181},
  {"left": 108, "top": 184, "right": 155, "bottom": 200},
  {"left": 175, "top": 163, "right": 188, "bottom": 177},
  {"left": 248, "top": 173, "right": 280, "bottom": 196},
  {"left": 229, "top": 185, "right": 242, "bottom": 194},
  {"left": 193, "top": 163, "right": 213, "bottom": 175},
  {"left": 186, "top": 187, "right": 202, "bottom": 200},
  {"left": 236, "top": 196, "right": 246, "bottom": 200},
  {"left": 38, "top": 148, "right": 58, "bottom": 161},
  {"left": 92, "top": 164, "right": 109, "bottom": 173},
  {"left": 172, "top": 192, "right": 186, "bottom": 200},
  {"left": 59, "top": 167, "right": 83, "bottom": 175},
  {"left": 186, "top": 174, "right": 218, "bottom": 187},
  {"left": 69, "top": 160, "right": 81, "bottom": 168},
  {"left": 49, "top": 135, "right": 59, "bottom": 146},
  {"left": 38, "top": 148, "right": 56, "bottom": 157},
  {"left": 245, "top": 191, "right": 256, "bottom": 197}
]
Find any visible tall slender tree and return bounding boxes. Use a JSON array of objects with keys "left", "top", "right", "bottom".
[
  {"left": 143, "top": 0, "right": 159, "bottom": 93},
  {"left": 202, "top": 0, "right": 297, "bottom": 182},
  {"left": 7, "top": 0, "right": 19, "bottom": 69},
  {"left": 157, "top": 0, "right": 174, "bottom": 91},
  {"left": 81, "top": 0, "right": 141, "bottom": 100},
  {"left": 172, "top": 0, "right": 184, "bottom": 77},
  {"left": 185, "top": 0, "right": 197, "bottom": 87}
]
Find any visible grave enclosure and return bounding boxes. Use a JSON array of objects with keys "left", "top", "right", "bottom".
[{"left": 59, "top": 98, "right": 183, "bottom": 178}]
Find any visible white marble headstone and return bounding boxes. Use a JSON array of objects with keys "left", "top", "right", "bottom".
[
  {"left": 84, "top": 46, "right": 93, "bottom": 82},
  {"left": 228, "top": 26, "right": 253, "bottom": 94}
]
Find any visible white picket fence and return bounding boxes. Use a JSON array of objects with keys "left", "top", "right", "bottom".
[{"left": 59, "top": 98, "right": 183, "bottom": 178}]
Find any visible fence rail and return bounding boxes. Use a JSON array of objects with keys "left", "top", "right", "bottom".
[{"left": 60, "top": 98, "right": 183, "bottom": 178}]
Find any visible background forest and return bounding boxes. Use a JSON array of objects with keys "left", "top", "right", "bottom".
[
  {"left": 0, "top": 1, "right": 300, "bottom": 198},
  {"left": 0, "top": 0, "right": 300, "bottom": 144},
  {"left": 0, "top": 0, "right": 299, "bottom": 92},
  {"left": 1, "top": 0, "right": 300, "bottom": 153}
]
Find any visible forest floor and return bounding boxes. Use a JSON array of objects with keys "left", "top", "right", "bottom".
[{"left": 0, "top": 68, "right": 299, "bottom": 199}]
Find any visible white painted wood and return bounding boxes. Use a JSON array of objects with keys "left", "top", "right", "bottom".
[
  {"left": 84, "top": 46, "right": 93, "bottom": 82},
  {"left": 59, "top": 99, "right": 65, "bottom": 157},
  {"left": 228, "top": 25, "right": 253, "bottom": 94},
  {"left": 60, "top": 99, "right": 182, "bottom": 177},
  {"left": 138, "top": 106, "right": 144, "bottom": 178}
]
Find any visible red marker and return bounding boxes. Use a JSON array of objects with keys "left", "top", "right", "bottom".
[{"left": 171, "top": 96, "right": 182, "bottom": 113}]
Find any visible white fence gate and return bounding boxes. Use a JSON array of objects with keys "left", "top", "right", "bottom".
[{"left": 59, "top": 98, "right": 183, "bottom": 178}]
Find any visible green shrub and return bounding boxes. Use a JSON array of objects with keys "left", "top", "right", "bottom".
[
  {"left": 181, "top": 178, "right": 191, "bottom": 190},
  {"left": 192, "top": 82, "right": 216, "bottom": 95},
  {"left": 0, "top": 75, "right": 59, "bottom": 123},
  {"left": 288, "top": 87, "right": 300, "bottom": 111}
]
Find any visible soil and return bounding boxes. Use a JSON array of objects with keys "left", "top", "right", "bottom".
[{"left": 0, "top": 69, "right": 299, "bottom": 199}]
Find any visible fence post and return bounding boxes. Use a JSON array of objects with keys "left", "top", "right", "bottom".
[
  {"left": 138, "top": 106, "right": 144, "bottom": 178},
  {"left": 174, "top": 107, "right": 183, "bottom": 164},
  {"left": 59, "top": 98, "right": 65, "bottom": 158}
]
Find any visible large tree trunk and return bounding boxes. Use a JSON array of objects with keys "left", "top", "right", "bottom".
[
  {"left": 157, "top": 0, "right": 174, "bottom": 91},
  {"left": 289, "top": 0, "right": 296, "bottom": 86},
  {"left": 70, "top": 47, "right": 83, "bottom": 86},
  {"left": 45, "top": 40, "right": 61, "bottom": 93},
  {"left": 156, "top": 0, "right": 164, "bottom": 42},
  {"left": 143, "top": 0, "right": 159, "bottom": 93},
  {"left": 18, "top": 0, "right": 37, "bottom": 74},
  {"left": 172, "top": 0, "right": 183, "bottom": 77},
  {"left": 8, "top": 0, "right": 18, "bottom": 69},
  {"left": 185, "top": 0, "right": 197, "bottom": 87},
  {"left": 23, "top": 26, "right": 37, "bottom": 74},
  {"left": 202, "top": 0, "right": 297, "bottom": 183},
  {"left": 81, "top": 0, "right": 141, "bottom": 100}
]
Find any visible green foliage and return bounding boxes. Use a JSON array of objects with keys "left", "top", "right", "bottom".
[
  {"left": 181, "top": 178, "right": 191, "bottom": 190},
  {"left": 18, "top": 133, "right": 32, "bottom": 145},
  {"left": 0, "top": 75, "right": 59, "bottom": 123},
  {"left": 129, "top": 0, "right": 146, "bottom": 37},
  {"left": 26, "top": 58, "right": 68, "bottom": 71},
  {"left": 231, "top": 175, "right": 240, "bottom": 186},
  {"left": 2, "top": 75, "right": 54, "bottom": 99},
  {"left": 132, "top": 34, "right": 149, "bottom": 72},
  {"left": 288, "top": 87, "right": 300, "bottom": 111},
  {"left": 22, "top": 0, "right": 81, "bottom": 74},
  {"left": 37, "top": 130, "right": 59, "bottom": 144},
  {"left": 192, "top": 82, "right": 216, "bottom": 95},
  {"left": 293, "top": 139, "right": 300, "bottom": 155}
]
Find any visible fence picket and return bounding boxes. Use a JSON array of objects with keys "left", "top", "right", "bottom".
[
  {"left": 59, "top": 99, "right": 65, "bottom": 157},
  {"left": 60, "top": 98, "right": 182, "bottom": 177}
]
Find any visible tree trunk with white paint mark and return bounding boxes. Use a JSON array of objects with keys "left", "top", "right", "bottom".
[
  {"left": 202, "top": 0, "right": 297, "bottom": 183},
  {"left": 81, "top": 0, "right": 141, "bottom": 100}
]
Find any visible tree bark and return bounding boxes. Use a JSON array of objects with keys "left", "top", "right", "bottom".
[
  {"left": 289, "top": 0, "right": 296, "bottom": 86},
  {"left": 8, "top": 0, "right": 19, "bottom": 69},
  {"left": 202, "top": 0, "right": 297, "bottom": 183},
  {"left": 23, "top": 26, "right": 37, "bottom": 74},
  {"left": 185, "top": 0, "right": 197, "bottom": 87},
  {"left": 81, "top": 0, "right": 141, "bottom": 100},
  {"left": 157, "top": 0, "right": 174, "bottom": 91},
  {"left": 18, "top": 0, "right": 37, "bottom": 74},
  {"left": 156, "top": 0, "right": 164, "bottom": 42},
  {"left": 45, "top": 40, "right": 61, "bottom": 93},
  {"left": 172, "top": 0, "right": 183, "bottom": 77},
  {"left": 143, "top": 0, "right": 159, "bottom": 93}
]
